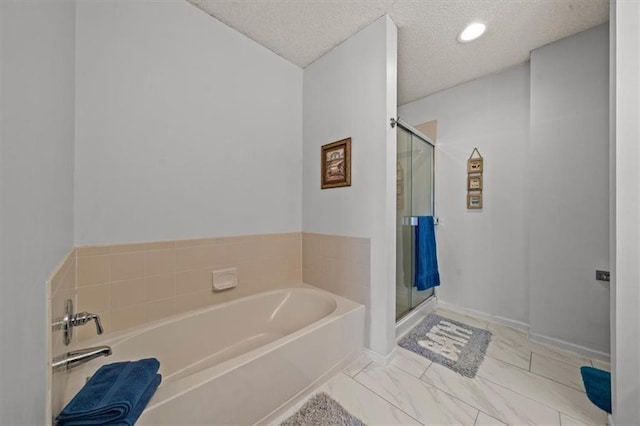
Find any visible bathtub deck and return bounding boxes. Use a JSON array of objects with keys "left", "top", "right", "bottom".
[{"left": 270, "top": 308, "right": 609, "bottom": 426}]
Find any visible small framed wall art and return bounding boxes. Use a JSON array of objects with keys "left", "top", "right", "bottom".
[
  {"left": 467, "top": 193, "right": 483, "bottom": 209},
  {"left": 321, "top": 138, "right": 351, "bottom": 189},
  {"left": 467, "top": 148, "right": 483, "bottom": 173},
  {"left": 467, "top": 147, "right": 484, "bottom": 210},
  {"left": 467, "top": 175, "right": 483, "bottom": 191}
]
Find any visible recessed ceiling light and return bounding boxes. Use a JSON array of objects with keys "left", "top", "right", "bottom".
[{"left": 458, "top": 22, "right": 486, "bottom": 43}]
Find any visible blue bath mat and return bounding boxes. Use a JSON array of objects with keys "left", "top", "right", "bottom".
[{"left": 580, "top": 366, "right": 611, "bottom": 414}]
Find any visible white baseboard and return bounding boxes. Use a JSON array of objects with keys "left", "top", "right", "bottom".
[
  {"left": 528, "top": 332, "right": 610, "bottom": 362},
  {"left": 364, "top": 347, "right": 397, "bottom": 366},
  {"left": 607, "top": 414, "right": 614, "bottom": 426},
  {"left": 437, "top": 301, "right": 529, "bottom": 332},
  {"left": 437, "top": 300, "right": 610, "bottom": 361}
]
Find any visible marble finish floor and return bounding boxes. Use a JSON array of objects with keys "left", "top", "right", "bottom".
[{"left": 271, "top": 308, "right": 609, "bottom": 425}]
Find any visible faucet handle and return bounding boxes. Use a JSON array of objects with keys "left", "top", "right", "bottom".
[
  {"left": 71, "top": 312, "right": 104, "bottom": 335},
  {"left": 93, "top": 314, "right": 104, "bottom": 335}
]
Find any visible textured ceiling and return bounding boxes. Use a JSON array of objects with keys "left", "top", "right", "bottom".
[{"left": 188, "top": 0, "right": 609, "bottom": 105}]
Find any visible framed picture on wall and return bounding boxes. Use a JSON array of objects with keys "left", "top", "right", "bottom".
[
  {"left": 321, "top": 138, "right": 351, "bottom": 189},
  {"left": 467, "top": 157, "right": 483, "bottom": 173},
  {"left": 467, "top": 175, "right": 483, "bottom": 190},
  {"left": 467, "top": 192, "right": 483, "bottom": 209}
]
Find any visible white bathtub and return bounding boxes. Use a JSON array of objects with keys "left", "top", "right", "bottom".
[{"left": 63, "top": 285, "right": 364, "bottom": 425}]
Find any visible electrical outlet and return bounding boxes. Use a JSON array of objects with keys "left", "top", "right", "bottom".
[{"left": 595, "top": 270, "right": 610, "bottom": 282}]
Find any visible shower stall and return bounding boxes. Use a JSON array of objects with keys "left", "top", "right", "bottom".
[{"left": 395, "top": 119, "right": 436, "bottom": 321}]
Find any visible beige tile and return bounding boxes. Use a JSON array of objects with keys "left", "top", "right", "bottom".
[
  {"left": 50, "top": 266, "right": 65, "bottom": 296},
  {"left": 108, "top": 243, "right": 147, "bottom": 254},
  {"left": 284, "top": 268, "right": 302, "bottom": 284},
  {"left": 51, "top": 287, "right": 75, "bottom": 325},
  {"left": 77, "top": 255, "right": 110, "bottom": 286},
  {"left": 111, "top": 306, "right": 147, "bottom": 332},
  {"left": 111, "top": 278, "right": 146, "bottom": 310},
  {"left": 175, "top": 245, "right": 228, "bottom": 271},
  {"left": 319, "top": 235, "right": 338, "bottom": 258},
  {"left": 63, "top": 256, "right": 76, "bottom": 291},
  {"left": 145, "top": 298, "right": 175, "bottom": 322},
  {"left": 174, "top": 237, "right": 222, "bottom": 248},
  {"left": 175, "top": 290, "right": 213, "bottom": 313},
  {"left": 144, "top": 249, "right": 175, "bottom": 275},
  {"left": 111, "top": 252, "right": 145, "bottom": 281},
  {"left": 77, "top": 284, "right": 110, "bottom": 313},
  {"left": 175, "top": 268, "right": 211, "bottom": 295},
  {"left": 77, "top": 311, "right": 111, "bottom": 342},
  {"left": 145, "top": 241, "right": 174, "bottom": 250},
  {"left": 145, "top": 273, "right": 175, "bottom": 301},
  {"left": 531, "top": 353, "right": 586, "bottom": 392},
  {"left": 76, "top": 246, "right": 110, "bottom": 256}
]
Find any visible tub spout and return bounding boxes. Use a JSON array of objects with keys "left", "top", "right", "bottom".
[{"left": 52, "top": 345, "right": 112, "bottom": 372}]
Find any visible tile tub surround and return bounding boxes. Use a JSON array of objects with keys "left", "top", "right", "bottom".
[
  {"left": 302, "top": 233, "right": 371, "bottom": 335},
  {"left": 47, "top": 249, "right": 77, "bottom": 421},
  {"left": 73, "top": 233, "right": 302, "bottom": 341}
]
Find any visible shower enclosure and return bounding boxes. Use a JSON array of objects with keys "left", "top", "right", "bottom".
[{"left": 396, "top": 120, "right": 435, "bottom": 321}]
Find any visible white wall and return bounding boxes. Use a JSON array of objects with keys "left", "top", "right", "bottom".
[
  {"left": 529, "top": 24, "right": 610, "bottom": 355},
  {"left": 303, "top": 15, "right": 398, "bottom": 355},
  {"left": 0, "top": 1, "right": 76, "bottom": 423},
  {"left": 75, "top": 0, "right": 303, "bottom": 246},
  {"left": 611, "top": 1, "right": 640, "bottom": 422},
  {"left": 400, "top": 24, "right": 610, "bottom": 357},
  {"left": 399, "top": 63, "right": 530, "bottom": 326}
]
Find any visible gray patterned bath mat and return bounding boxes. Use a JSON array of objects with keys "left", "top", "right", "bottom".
[
  {"left": 399, "top": 313, "right": 492, "bottom": 378},
  {"left": 280, "top": 392, "right": 366, "bottom": 426}
]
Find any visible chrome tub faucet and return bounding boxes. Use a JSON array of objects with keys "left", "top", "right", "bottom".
[{"left": 53, "top": 299, "right": 105, "bottom": 345}]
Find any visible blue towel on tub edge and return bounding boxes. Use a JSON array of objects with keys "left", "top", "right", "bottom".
[{"left": 56, "top": 358, "right": 161, "bottom": 426}]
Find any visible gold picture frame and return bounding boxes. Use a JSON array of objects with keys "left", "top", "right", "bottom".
[
  {"left": 467, "top": 192, "right": 483, "bottom": 209},
  {"left": 467, "top": 175, "right": 483, "bottom": 191},
  {"left": 321, "top": 138, "right": 351, "bottom": 189}
]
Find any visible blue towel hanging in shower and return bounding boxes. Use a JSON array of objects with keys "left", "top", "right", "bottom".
[{"left": 414, "top": 216, "right": 440, "bottom": 291}]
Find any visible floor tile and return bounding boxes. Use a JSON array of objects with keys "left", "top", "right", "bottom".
[
  {"left": 531, "top": 352, "right": 585, "bottom": 392},
  {"left": 323, "top": 373, "right": 421, "bottom": 425},
  {"left": 529, "top": 340, "right": 592, "bottom": 368},
  {"left": 560, "top": 413, "right": 592, "bottom": 425},
  {"left": 435, "top": 308, "right": 489, "bottom": 329},
  {"left": 475, "top": 411, "right": 508, "bottom": 426},
  {"left": 270, "top": 372, "right": 420, "bottom": 426},
  {"left": 390, "top": 346, "right": 432, "bottom": 377},
  {"left": 355, "top": 363, "right": 478, "bottom": 425},
  {"left": 422, "top": 362, "right": 560, "bottom": 425},
  {"left": 590, "top": 359, "right": 610, "bottom": 372},
  {"left": 488, "top": 322, "right": 529, "bottom": 341},
  {"left": 477, "top": 356, "right": 607, "bottom": 425},
  {"left": 342, "top": 353, "right": 372, "bottom": 377},
  {"left": 486, "top": 334, "right": 532, "bottom": 370},
  {"left": 489, "top": 323, "right": 592, "bottom": 369}
]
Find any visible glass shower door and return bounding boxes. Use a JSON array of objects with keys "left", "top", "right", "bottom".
[{"left": 396, "top": 125, "right": 435, "bottom": 321}]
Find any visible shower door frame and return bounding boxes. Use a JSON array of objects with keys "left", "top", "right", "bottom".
[{"left": 395, "top": 118, "right": 437, "bottom": 323}]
